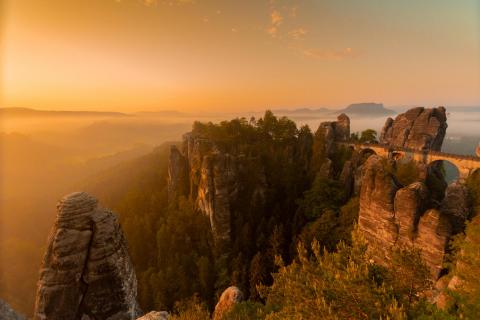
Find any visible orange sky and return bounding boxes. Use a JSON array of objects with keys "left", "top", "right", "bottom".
[{"left": 1, "top": 0, "right": 480, "bottom": 112}]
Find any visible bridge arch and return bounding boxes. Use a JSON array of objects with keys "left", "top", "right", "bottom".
[
  {"left": 425, "top": 159, "right": 460, "bottom": 201},
  {"left": 359, "top": 148, "right": 377, "bottom": 164},
  {"left": 426, "top": 159, "right": 460, "bottom": 184}
]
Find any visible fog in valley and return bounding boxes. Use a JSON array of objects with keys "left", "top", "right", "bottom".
[{"left": 1, "top": 106, "right": 480, "bottom": 315}]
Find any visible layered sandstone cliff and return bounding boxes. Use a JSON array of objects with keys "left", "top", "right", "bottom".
[
  {"left": 358, "top": 156, "right": 467, "bottom": 278},
  {"left": 34, "top": 192, "right": 140, "bottom": 320}
]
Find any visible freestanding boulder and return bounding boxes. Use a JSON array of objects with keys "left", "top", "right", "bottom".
[
  {"left": 213, "top": 286, "right": 244, "bottom": 320},
  {"left": 34, "top": 192, "right": 140, "bottom": 320}
]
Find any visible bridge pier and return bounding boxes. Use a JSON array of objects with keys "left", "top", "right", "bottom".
[{"left": 458, "top": 168, "right": 471, "bottom": 183}]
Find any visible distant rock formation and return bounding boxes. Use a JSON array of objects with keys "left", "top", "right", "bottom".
[
  {"left": 358, "top": 156, "right": 463, "bottom": 278},
  {"left": 213, "top": 286, "right": 244, "bottom": 320},
  {"left": 339, "top": 103, "right": 395, "bottom": 117},
  {"left": 0, "top": 299, "right": 25, "bottom": 320},
  {"left": 34, "top": 192, "right": 140, "bottom": 320},
  {"left": 380, "top": 106, "right": 447, "bottom": 151}
]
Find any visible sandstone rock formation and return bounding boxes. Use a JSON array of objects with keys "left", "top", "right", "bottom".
[
  {"left": 316, "top": 113, "right": 350, "bottom": 157},
  {"left": 415, "top": 209, "right": 452, "bottom": 275},
  {"left": 196, "top": 152, "right": 239, "bottom": 242},
  {"left": 441, "top": 181, "right": 471, "bottom": 234},
  {"left": 34, "top": 192, "right": 140, "bottom": 320},
  {"left": 358, "top": 156, "right": 452, "bottom": 278},
  {"left": 380, "top": 106, "right": 447, "bottom": 151},
  {"left": 0, "top": 299, "right": 25, "bottom": 320},
  {"left": 168, "top": 133, "right": 267, "bottom": 242},
  {"left": 136, "top": 311, "right": 169, "bottom": 320},
  {"left": 358, "top": 156, "right": 400, "bottom": 263},
  {"left": 167, "top": 146, "right": 189, "bottom": 203},
  {"left": 213, "top": 286, "right": 244, "bottom": 320}
]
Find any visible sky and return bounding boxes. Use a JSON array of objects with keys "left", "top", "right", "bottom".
[{"left": 1, "top": 0, "right": 480, "bottom": 112}]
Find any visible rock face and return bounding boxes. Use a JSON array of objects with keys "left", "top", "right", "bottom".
[
  {"left": 441, "top": 181, "right": 471, "bottom": 234},
  {"left": 196, "top": 152, "right": 239, "bottom": 242},
  {"left": 317, "top": 113, "right": 350, "bottom": 143},
  {"left": 213, "top": 286, "right": 244, "bottom": 320},
  {"left": 0, "top": 299, "right": 25, "bottom": 320},
  {"left": 34, "top": 192, "right": 140, "bottom": 320},
  {"left": 316, "top": 114, "right": 350, "bottom": 156},
  {"left": 358, "top": 156, "right": 400, "bottom": 263},
  {"left": 358, "top": 156, "right": 452, "bottom": 278},
  {"left": 380, "top": 106, "right": 447, "bottom": 151},
  {"left": 167, "top": 146, "right": 189, "bottom": 203},
  {"left": 168, "top": 133, "right": 267, "bottom": 242}
]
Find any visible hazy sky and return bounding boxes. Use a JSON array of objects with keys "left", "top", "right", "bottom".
[{"left": 2, "top": 0, "right": 480, "bottom": 112}]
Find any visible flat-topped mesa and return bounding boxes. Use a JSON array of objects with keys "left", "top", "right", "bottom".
[
  {"left": 380, "top": 106, "right": 447, "bottom": 151},
  {"left": 34, "top": 192, "right": 140, "bottom": 320}
]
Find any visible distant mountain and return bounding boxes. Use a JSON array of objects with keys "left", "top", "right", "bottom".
[
  {"left": 0, "top": 107, "right": 129, "bottom": 118},
  {"left": 272, "top": 107, "right": 330, "bottom": 114},
  {"left": 337, "top": 103, "right": 395, "bottom": 117}
]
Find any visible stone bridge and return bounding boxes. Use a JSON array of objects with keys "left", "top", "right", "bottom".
[{"left": 340, "top": 142, "right": 480, "bottom": 181}]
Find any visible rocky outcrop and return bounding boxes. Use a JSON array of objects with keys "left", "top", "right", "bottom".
[
  {"left": 316, "top": 114, "right": 350, "bottom": 157},
  {"left": 0, "top": 299, "right": 25, "bottom": 320},
  {"left": 168, "top": 133, "right": 267, "bottom": 242},
  {"left": 213, "top": 286, "right": 244, "bottom": 320},
  {"left": 358, "top": 156, "right": 452, "bottom": 278},
  {"left": 393, "top": 182, "right": 429, "bottom": 246},
  {"left": 136, "top": 311, "right": 169, "bottom": 320},
  {"left": 196, "top": 153, "right": 239, "bottom": 242},
  {"left": 34, "top": 192, "right": 140, "bottom": 320},
  {"left": 441, "top": 181, "right": 471, "bottom": 234},
  {"left": 167, "top": 146, "right": 189, "bottom": 203},
  {"left": 358, "top": 156, "right": 400, "bottom": 263},
  {"left": 380, "top": 107, "right": 447, "bottom": 151},
  {"left": 415, "top": 209, "right": 452, "bottom": 276}
]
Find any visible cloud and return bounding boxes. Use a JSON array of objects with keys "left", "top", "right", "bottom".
[
  {"left": 271, "top": 10, "right": 284, "bottom": 26},
  {"left": 302, "top": 47, "right": 358, "bottom": 60},
  {"left": 288, "top": 27, "right": 307, "bottom": 40},
  {"left": 267, "top": 9, "right": 284, "bottom": 37},
  {"left": 266, "top": 1, "right": 305, "bottom": 40}
]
